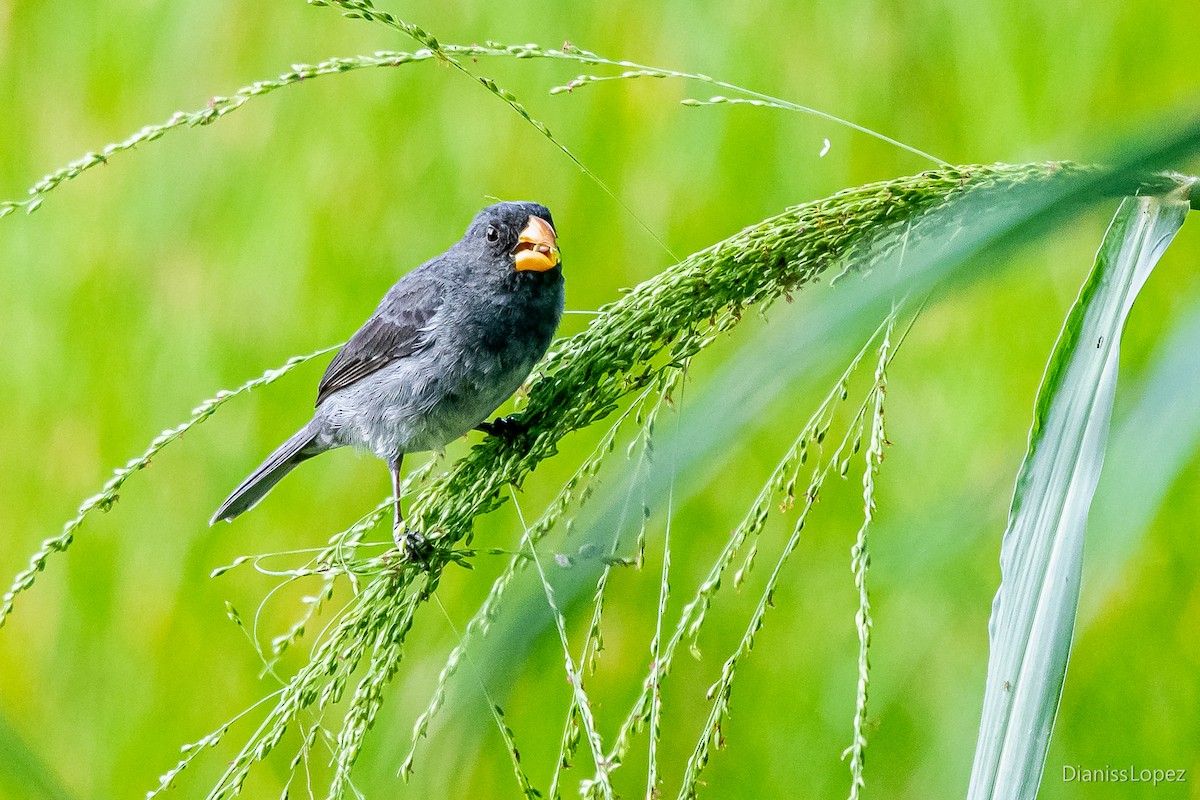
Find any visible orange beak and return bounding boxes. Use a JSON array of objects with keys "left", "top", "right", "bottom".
[{"left": 513, "top": 216, "right": 560, "bottom": 272}]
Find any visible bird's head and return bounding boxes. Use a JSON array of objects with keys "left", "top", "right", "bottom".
[{"left": 462, "top": 201, "right": 561, "bottom": 276}]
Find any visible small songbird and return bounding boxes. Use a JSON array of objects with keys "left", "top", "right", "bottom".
[{"left": 210, "top": 202, "right": 563, "bottom": 557}]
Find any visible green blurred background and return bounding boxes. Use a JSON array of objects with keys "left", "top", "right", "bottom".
[{"left": 1, "top": 1, "right": 1197, "bottom": 797}]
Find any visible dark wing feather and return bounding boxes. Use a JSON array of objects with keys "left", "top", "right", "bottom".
[{"left": 315, "top": 276, "right": 444, "bottom": 407}]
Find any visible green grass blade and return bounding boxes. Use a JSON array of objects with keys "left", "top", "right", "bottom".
[{"left": 966, "top": 184, "right": 1194, "bottom": 799}]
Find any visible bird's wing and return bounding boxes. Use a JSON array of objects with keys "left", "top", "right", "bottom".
[{"left": 315, "top": 276, "right": 445, "bottom": 407}]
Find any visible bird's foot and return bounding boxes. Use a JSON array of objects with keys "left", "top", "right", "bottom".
[
  {"left": 475, "top": 415, "right": 527, "bottom": 443},
  {"left": 395, "top": 527, "right": 436, "bottom": 570}
]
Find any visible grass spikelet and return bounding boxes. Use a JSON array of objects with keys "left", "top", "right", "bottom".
[{"left": 841, "top": 311, "right": 897, "bottom": 799}]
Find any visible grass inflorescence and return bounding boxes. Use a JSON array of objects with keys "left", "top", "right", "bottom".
[
  {"left": 0, "top": 50, "right": 443, "bottom": 219},
  {"left": 189, "top": 163, "right": 1068, "bottom": 798},
  {"left": 7, "top": 158, "right": 1189, "bottom": 799},
  {"left": 0, "top": 344, "right": 340, "bottom": 629},
  {"left": 405, "top": 161, "right": 1119, "bottom": 550}
]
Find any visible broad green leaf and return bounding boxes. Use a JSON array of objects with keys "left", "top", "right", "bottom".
[{"left": 967, "top": 184, "right": 1194, "bottom": 800}]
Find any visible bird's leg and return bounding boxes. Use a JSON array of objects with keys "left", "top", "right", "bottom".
[
  {"left": 390, "top": 453, "right": 433, "bottom": 569},
  {"left": 474, "top": 414, "right": 528, "bottom": 442},
  {"left": 389, "top": 454, "right": 405, "bottom": 543}
]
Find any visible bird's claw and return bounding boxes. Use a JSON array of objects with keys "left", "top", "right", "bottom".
[
  {"left": 475, "top": 415, "right": 527, "bottom": 442},
  {"left": 397, "top": 528, "right": 435, "bottom": 570}
]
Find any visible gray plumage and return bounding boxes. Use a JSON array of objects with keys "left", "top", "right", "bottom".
[{"left": 211, "top": 201, "right": 564, "bottom": 530}]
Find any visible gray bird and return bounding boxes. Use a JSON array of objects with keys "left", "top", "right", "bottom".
[{"left": 210, "top": 202, "right": 563, "bottom": 557}]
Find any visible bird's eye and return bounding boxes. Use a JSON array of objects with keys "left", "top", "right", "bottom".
[{"left": 485, "top": 225, "right": 499, "bottom": 243}]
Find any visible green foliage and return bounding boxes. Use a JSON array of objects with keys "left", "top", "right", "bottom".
[{"left": 968, "top": 188, "right": 1194, "bottom": 798}]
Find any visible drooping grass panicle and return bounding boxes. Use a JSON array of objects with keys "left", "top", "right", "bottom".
[
  {"left": 6, "top": 16, "right": 1193, "bottom": 231},
  {"left": 0, "top": 49, "right": 439, "bottom": 218},
  {"left": 543, "top": 53, "right": 946, "bottom": 166},
  {"left": 674, "top": 312, "right": 903, "bottom": 800},
  {"left": 223, "top": 496, "right": 393, "bottom": 679},
  {"left": 188, "top": 459, "right": 450, "bottom": 799},
  {"left": 10, "top": 157, "right": 1192, "bottom": 798},
  {"left": 842, "top": 308, "right": 898, "bottom": 799},
  {"left": 147, "top": 687, "right": 290, "bottom": 800},
  {"left": 402, "top": 373, "right": 675, "bottom": 780},
  {"left": 485, "top": 702, "right": 543, "bottom": 800},
  {"left": 408, "top": 163, "right": 1118, "bottom": 555},
  {"left": 646, "top": 361, "right": 686, "bottom": 800},
  {"left": 599, "top": 308, "right": 900, "bottom": 779},
  {"left": 547, "top": 370, "right": 681, "bottom": 800},
  {"left": 431, "top": 595, "right": 543, "bottom": 800},
  {"left": 149, "top": 492, "right": 413, "bottom": 799},
  {"left": 222, "top": 601, "right": 350, "bottom": 790},
  {"left": 306, "top": 0, "right": 680, "bottom": 260},
  {"left": 509, "top": 487, "right": 615, "bottom": 800},
  {"left": 0, "top": 343, "right": 340, "bottom": 629},
  {"left": 309, "top": 2, "right": 945, "bottom": 169},
  {"left": 199, "top": 566, "right": 435, "bottom": 800}
]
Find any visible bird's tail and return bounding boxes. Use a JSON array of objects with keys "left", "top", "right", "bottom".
[{"left": 210, "top": 422, "right": 323, "bottom": 525}]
